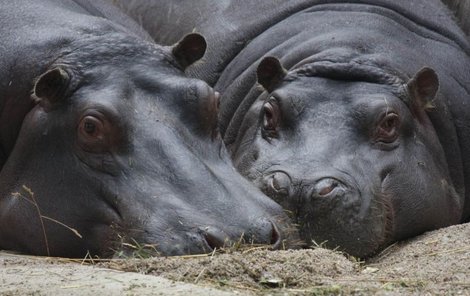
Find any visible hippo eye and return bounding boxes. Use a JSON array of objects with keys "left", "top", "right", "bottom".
[
  {"left": 84, "top": 121, "right": 96, "bottom": 134},
  {"left": 376, "top": 112, "right": 400, "bottom": 143},
  {"left": 262, "top": 98, "right": 280, "bottom": 138},
  {"left": 79, "top": 116, "right": 104, "bottom": 139}
]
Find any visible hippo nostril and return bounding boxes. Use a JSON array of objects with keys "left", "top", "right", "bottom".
[
  {"left": 270, "top": 222, "right": 283, "bottom": 249},
  {"left": 202, "top": 227, "right": 228, "bottom": 250},
  {"left": 248, "top": 217, "right": 285, "bottom": 249},
  {"left": 271, "top": 176, "right": 281, "bottom": 191},
  {"left": 319, "top": 183, "right": 337, "bottom": 196},
  {"left": 267, "top": 171, "right": 291, "bottom": 194},
  {"left": 204, "top": 233, "right": 224, "bottom": 250},
  {"left": 314, "top": 178, "right": 343, "bottom": 197}
]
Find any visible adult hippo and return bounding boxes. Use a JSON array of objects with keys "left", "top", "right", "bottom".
[
  {"left": 0, "top": 0, "right": 298, "bottom": 258},
  {"left": 117, "top": 0, "right": 470, "bottom": 257}
]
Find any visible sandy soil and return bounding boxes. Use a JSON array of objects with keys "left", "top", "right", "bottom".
[{"left": 1, "top": 223, "right": 469, "bottom": 295}]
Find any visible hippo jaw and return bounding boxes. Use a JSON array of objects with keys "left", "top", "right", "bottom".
[{"left": 231, "top": 66, "right": 463, "bottom": 258}]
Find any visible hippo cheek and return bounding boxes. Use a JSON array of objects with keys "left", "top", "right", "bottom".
[
  {"left": 380, "top": 164, "right": 462, "bottom": 241},
  {"left": 114, "top": 229, "right": 217, "bottom": 257}
]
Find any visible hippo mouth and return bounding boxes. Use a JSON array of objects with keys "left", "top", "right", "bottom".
[{"left": 201, "top": 222, "right": 285, "bottom": 250}]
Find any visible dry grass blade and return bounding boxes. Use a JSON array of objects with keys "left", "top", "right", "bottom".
[
  {"left": 41, "top": 216, "right": 82, "bottom": 239},
  {"left": 427, "top": 246, "right": 470, "bottom": 256},
  {"left": 241, "top": 246, "right": 271, "bottom": 254},
  {"left": 194, "top": 267, "right": 206, "bottom": 284},
  {"left": 12, "top": 185, "right": 50, "bottom": 256}
]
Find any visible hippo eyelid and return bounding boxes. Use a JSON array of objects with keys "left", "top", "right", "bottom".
[
  {"left": 79, "top": 105, "right": 121, "bottom": 124},
  {"left": 81, "top": 116, "right": 103, "bottom": 137},
  {"left": 371, "top": 110, "right": 401, "bottom": 149},
  {"left": 79, "top": 106, "right": 130, "bottom": 136},
  {"left": 260, "top": 96, "right": 281, "bottom": 140}
]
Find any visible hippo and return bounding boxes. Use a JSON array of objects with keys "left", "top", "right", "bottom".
[
  {"left": 0, "top": 0, "right": 298, "bottom": 258},
  {"left": 116, "top": 0, "right": 470, "bottom": 257}
]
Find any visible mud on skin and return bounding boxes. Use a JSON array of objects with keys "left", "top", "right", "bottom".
[
  {"left": 0, "top": 0, "right": 299, "bottom": 258},
  {"left": 116, "top": 0, "right": 470, "bottom": 257}
]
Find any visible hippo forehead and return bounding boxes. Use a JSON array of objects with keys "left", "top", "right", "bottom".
[
  {"left": 273, "top": 58, "right": 407, "bottom": 112},
  {"left": 70, "top": 58, "right": 208, "bottom": 120},
  {"left": 274, "top": 75, "right": 404, "bottom": 119},
  {"left": 57, "top": 32, "right": 179, "bottom": 80}
]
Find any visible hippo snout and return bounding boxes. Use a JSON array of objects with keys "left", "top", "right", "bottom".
[
  {"left": 260, "top": 171, "right": 294, "bottom": 203},
  {"left": 144, "top": 218, "right": 287, "bottom": 256},
  {"left": 202, "top": 218, "right": 283, "bottom": 250},
  {"left": 262, "top": 171, "right": 350, "bottom": 200},
  {"left": 201, "top": 226, "right": 229, "bottom": 250},
  {"left": 247, "top": 217, "right": 283, "bottom": 247}
]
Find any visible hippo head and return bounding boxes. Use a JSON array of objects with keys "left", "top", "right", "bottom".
[
  {"left": 230, "top": 56, "right": 463, "bottom": 257},
  {"left": 0, "top": 36, "right": 298, "bottom": 257}
]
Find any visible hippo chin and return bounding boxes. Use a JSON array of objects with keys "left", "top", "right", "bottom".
[
  {"left": 0, "top": 0, "right": 298, "bottom": 258},
  {"left": 117, "top": 0, "right": 470, "bottom": 257}
]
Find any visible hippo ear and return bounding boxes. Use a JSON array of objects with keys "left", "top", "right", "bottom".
[
  {"left": 406, "top": 67, "right": 439, "bottom": 111},
  {"left": 257, "top": 57, "right": 287, "bottom": 93},
  {"left": 172, "top": 33, "right": 207, "bottom": 70},
  {"left": 33, "top": 67, "right": 70, "bottom": 110}
]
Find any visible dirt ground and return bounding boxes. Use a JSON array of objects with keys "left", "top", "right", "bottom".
[{"left": 1, "top": 222, "right": 469, "bottom": 295}]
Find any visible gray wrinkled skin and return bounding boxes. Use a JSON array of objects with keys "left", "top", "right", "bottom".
[
  {"left": 117, "top": 0, "right": 470, "bottom": 257},
  {"left": 0, "top": 0, "right": 298, "bottom": 258}
]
